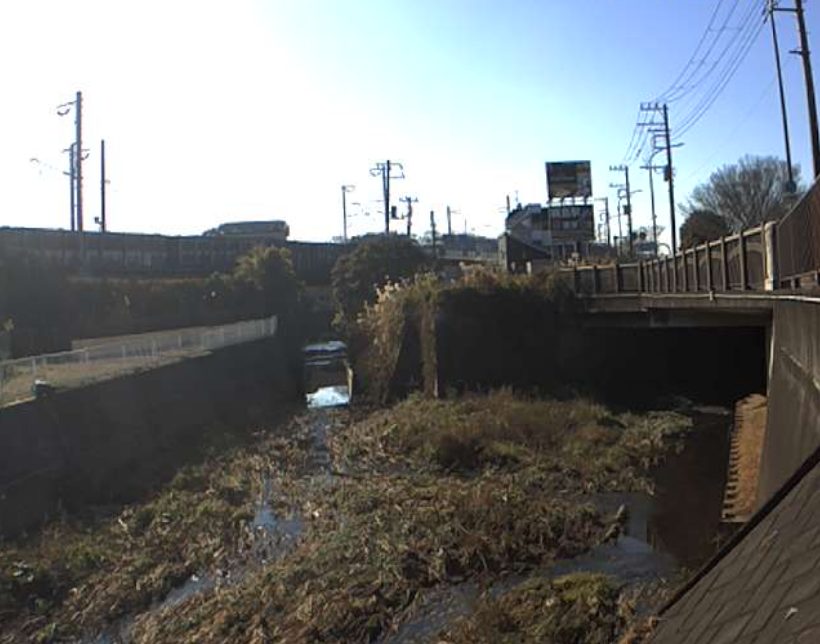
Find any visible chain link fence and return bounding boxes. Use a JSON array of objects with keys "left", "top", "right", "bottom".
[{"left": 0, "top": 316, "right": 277, "bottom": 407}]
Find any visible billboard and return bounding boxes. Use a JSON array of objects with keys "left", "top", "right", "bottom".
[
  {"left": 546, "top": 161, "right": 592, "bottom": 200},
  {"left": 547, "top": 204, "right": 595, "bottom": 241}
]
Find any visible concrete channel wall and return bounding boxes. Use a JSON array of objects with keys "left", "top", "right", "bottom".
[
  {"left": 758, "top": 299, "right": 820, "bottom": 504},
  {"left": 0, "top": 335, "right": 302, "bottom": 536}
]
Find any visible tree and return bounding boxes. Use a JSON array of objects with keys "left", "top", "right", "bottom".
[
  {"left": 679, "top": 209, "right": 731, "bottom": 249},
  {"left": 331, "top": 235, "right": 428, "bottom": 327},
  {"left": 232, "top": 245, "right": 301, "bottom": 316},
  {"left": 683, "top": 155, "right": 802, "bottom": 231}
]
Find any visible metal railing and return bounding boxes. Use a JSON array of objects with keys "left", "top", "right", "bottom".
[
  {"left": 562, "top": 224, "right": 777, "bottom": 296},
  {"left": 0, "top": 316, "right": 277, "bottom": 407}
]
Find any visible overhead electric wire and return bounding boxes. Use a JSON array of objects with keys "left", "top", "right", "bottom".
[
  {"left": 669, "top": 0, "right": 754, "bottom": 119},
  {"left": 621, "top": 0, "right": 766, "bottom": 170},
  {"left": 680, "top": 73, "right": 779, "bottom": 182},
  {"left": 673, "top": 4, "right": 765, "bottom": 140},
  {"left": 621, "top": 107, "right": 645, "bottom": 163},
  {"left": 656, "top": 0, "right": 737, "bottom": 104}
]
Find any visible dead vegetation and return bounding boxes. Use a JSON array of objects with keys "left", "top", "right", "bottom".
[
  {"left": 439, "top": 573, "right": 623, "bottom": 643},
  {"left": 0, "top": 392, "right": 690, "bottom": 642}
]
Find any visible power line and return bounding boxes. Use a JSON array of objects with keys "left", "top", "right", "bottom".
[
  {"left": 670, "top": 0, "right": 758, "bottom": 121},
  {"left": 656, "top": 0, "right": 736, "bottom": 104},
  {"left": 680, "top": 74, "right": 779, "bottom": 183},
  {"left": 674, "top": 8, "right": 765, "bottom": 140}
]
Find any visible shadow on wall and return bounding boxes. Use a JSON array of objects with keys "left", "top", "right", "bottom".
[
  {"left": 375, "top": 286, "right": 768, "bottom": 409},
  {"left": 0, "top": 336, "right": 304, "bottom": 537}
]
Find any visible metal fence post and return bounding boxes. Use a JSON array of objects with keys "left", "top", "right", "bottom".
[{"left": 693, "top": 247, "right": 701, "bottom": 291}]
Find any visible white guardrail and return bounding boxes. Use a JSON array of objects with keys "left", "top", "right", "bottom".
[{"left": 0, "top": 315, "right": 277, "bottom": 407}]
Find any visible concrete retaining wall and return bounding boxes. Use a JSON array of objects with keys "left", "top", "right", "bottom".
[
  {"left": 0, "top": 336, "right": 302, "bottom": 536},
  {"left": 758, "top": 300, "right": 820, "bottom": 503}
]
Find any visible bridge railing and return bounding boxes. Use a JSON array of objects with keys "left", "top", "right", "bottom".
[
  {"left": 776, "top": 177, "right": 820, "bottom": 288},
  {"left": 0, "top": 315, "right": 277, "bottom": 408},
  {"left": 562, "top": 224, "right": 776, "bottom": 296}
]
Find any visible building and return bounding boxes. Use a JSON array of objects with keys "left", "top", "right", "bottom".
[{"left": 502, "top": 202, "right": 596, "bottom": 271}]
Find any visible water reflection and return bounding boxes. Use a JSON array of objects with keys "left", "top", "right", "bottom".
[{"left": 307, "top": 385, "right": 350, "bottom": 408}]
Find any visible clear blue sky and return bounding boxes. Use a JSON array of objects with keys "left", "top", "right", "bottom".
[{"left": 1, "top": 0, "right": 817, "bottom": 249}]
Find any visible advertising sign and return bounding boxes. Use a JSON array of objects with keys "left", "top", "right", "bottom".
[
  {"left": 546, "top": 161, "right": 593, "bottom": 200},
  {"left": 547, "top": 204, "right": 595, "bottom": 241}
]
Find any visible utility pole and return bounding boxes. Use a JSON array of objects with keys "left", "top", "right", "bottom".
[
  {"left": 767, "top": 1, "right": 796, "bottom": 190},
  {"left": 662, "top": 104, "right": 677, "bottom": 253},
  {"left": 640, "top": 164, "right": 663, "bottom": 257},
  {"left": 66, "top": 144, "right": 76, "bottom": 231},
  {"left": 99, "top": 139, "right": 107, "bottom": 232},
  {"left": 57, "top": 91, "right": 85, "bottom": 232},
  {"left": 430, "top": 210, "right": 437, "bottom": 257},
  {"left": 638, "top": 102, "right": 679, "bottom": 253},
  {"left": 609, "top": 165, "right": 633, "bottom": 253},
  {"left": 400, "top": 196, "right": 418, "bottom": 236},
  {"left": 369, "top": 160, "right": 405, "bottom": 234},
  {"left": 601, "top": 197, "right": 611, "bottom": 247},
  {"left": 75, "top": 91, "right": 83, "bottom": 232},
  {"left": 795, "top": 0, "right": 820, "bottom": 178},
  {"left": 341, "top": 184, "right": 355, "bottom": 243},
  {"left": 446, "top": 205, "right": 452, "bottom": 236}
]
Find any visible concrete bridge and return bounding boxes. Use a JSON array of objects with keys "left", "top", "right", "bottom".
[
  {"left": 559, "top": 182, "right": 820, "bottom": 508},
  {"left": 556, "top": 183, "right": 820, "bottom": 641}
]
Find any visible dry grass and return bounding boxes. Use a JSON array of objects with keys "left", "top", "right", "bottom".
[
  {"left": 439, "top": 573, "right": 623, "bottom": 643},
  {"left": 0, "top": 411, "right": 333, "bottom": 643},
  {"left": 0, "top": 393, "right": 692, "bottom": 643}
]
